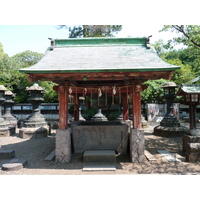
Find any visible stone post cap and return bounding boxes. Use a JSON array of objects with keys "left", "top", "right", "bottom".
[
  {"left": 26, "top": 83, "right": 45, "bottom": 92},
  {"left": 0, "top": 85, "right": 8, "bottom": 91}
]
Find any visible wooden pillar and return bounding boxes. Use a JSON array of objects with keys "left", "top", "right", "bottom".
[
  {"left": 132, "top": 85, "right": 142, "bottom": 129},
  {"left": 123, "top": 94, "right": 129, "bottom": 120},
  {"left": 74, "top": 94, "right": 79, "bottom": 121},
  {"left": 58, "top": 85, "right": 68, "bottom": 129}
]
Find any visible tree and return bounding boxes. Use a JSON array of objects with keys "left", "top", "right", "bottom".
[
  {"left": 58, "top": 25, "right": 122, "bottom": 38},
  {"left": 160, "top": 25, "right": 200, "bottom": 49},
  {"left": 141, "top": 79, "right": 168, "bottom": 103},
  {"left": 0, "top": 48, "right": 44, "bottom": 102}
]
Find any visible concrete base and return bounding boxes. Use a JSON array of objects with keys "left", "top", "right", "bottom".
[
  {"left": 130, "top": 129, "right": 145, "bottom": 163},
  {"left": 0, "top": 127, "right": 15, "bottom": 137},
  {"left": 55, "top": 129, "right": 71, "bottom": 163},
  {"left": 19, "top": 126, "right": 49, "bottom": 139},
  {"left": 154, "top": 125, "right": 189, "bottom": 137}
]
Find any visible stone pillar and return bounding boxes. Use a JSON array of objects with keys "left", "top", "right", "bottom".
[
  {"left": 130, "top": 128, "right": 145, "bottom": 163},
  {"left": 55, "top": 129, "right": 71, "bottom": 163}
]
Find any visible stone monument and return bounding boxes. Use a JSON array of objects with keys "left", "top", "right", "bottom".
[{"left": 19, "top": 83, "right": 49, "bottom": 139}]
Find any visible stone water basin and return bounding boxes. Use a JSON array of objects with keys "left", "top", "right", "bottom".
[{"left": 71, "top": 121, "right": 129, "bottom": 153}]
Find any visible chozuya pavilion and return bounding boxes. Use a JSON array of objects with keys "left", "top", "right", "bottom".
[{"left": 19, "top": 37, "right": 180, "bottom": 164}]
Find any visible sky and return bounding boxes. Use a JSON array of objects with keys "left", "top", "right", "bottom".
[{"left": 0, "top": 25, "right": 177, "bottom": 57}]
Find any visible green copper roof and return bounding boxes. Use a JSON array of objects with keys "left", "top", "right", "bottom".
[
  {"left": 177, "top": 84, "right": 200, "bottom": 95},
  {"left": 19, "top": 37, "right": 181, "bottom": 74},
  {"left": 54, "top": 37, "right": 147, "bottom": 47}
]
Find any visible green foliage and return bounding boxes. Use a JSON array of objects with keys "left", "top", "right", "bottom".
[
  {"left": 160, "top": 25, "right": 200, "bottom": 49},
  {"left": 0, "top": 47, "right": 58, "bottom": 103},
  {"left": 84, "top": 108, "right": 97, "bottom": 120},
  {"left": 58, "top": 25, "right": 122, "bottom": 38},
  {"left": 141, "top": 79, "right": 168, "bottom": 103},
  {"left": 38, "top": 81, "right": 58, "bottom": 103}
]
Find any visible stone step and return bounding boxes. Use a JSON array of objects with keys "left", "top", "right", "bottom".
[
  {"left": 83, "top": 150, "right": 116, "bottom": 164},
  {"left": 83, "top": 150, "right": 116, "bottom": 171},
  {"left": 44, "top": 150, "right": 55, "bottom": 161},
  {"left": 0, "top": 150, "right": 15, "bottom": 160}
]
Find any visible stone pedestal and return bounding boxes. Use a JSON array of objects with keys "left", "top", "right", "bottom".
[
  {"left": 55, "top": 129, "right": 71, "bottom": 163},
  {"left": 154, "top": 116, "right": 189, "bottom": 137},
  {"left": 130, "top": 129, "right": 145, "bottom": 163},
  {"left": 19, "top": 126, "right": 48, "bottom": 139}
]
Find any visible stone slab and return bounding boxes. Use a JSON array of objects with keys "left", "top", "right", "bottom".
[
  {"left": 1, "top": 158, "right": 28, "bottom": 171},
  {"left": 157, "top": 150, "right": 181, "bottom": 162},
  {"left": 144, "top": 150, "right": 157, "bottom": 161},
  {"left": 44, "top": 150, "right": 55, "bottom": 161},
  {"left": 83, "top": 164, "right": 116, "bottom": 171},
  {"left": 0, "top": 150, "right": 15, "bottom": 160}
]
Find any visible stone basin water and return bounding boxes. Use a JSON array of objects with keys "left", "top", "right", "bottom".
[{"left": 71, "top": 121, "right": 129, "bottom": 153}]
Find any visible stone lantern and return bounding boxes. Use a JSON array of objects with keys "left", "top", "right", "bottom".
[
  {"left": 19, "top": 83, "right": 49, "bottom": 139},
  {"left": 0, "top": 85, "right": 15, "bottom": 136},
  {"left": 2, "top": 90, "right": 18, "bottom": 128},
  {"left": 154, "top": 82, "right": 188, "bottom": 136}
]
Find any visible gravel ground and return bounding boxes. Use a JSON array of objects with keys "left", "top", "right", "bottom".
[{"left": 0, "top": 122, "right": 200, "bottom": 175}]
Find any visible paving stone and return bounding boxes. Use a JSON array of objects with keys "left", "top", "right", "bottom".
[
  {"left": 144, "top": 150, "right": 157, "bottom": 161},
  {"left": 157, "top": 150, "right": 181, "bottom": 162},
  {"left": 1, "top": 158, "right": 28, "bottom": 171}
]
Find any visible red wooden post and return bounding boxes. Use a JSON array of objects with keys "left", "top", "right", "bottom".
[
  {"left": 132, "top": 85, "right": 142, "bottom": 129},
  {"left": 58, "top": 85, "right": 68, "bottom": 129},
  {"left": 123, "top": 94, "right": 129, "bottom": 120},
  {"left": 74, "top": 94, "right": 79, "bottom": 121}
]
